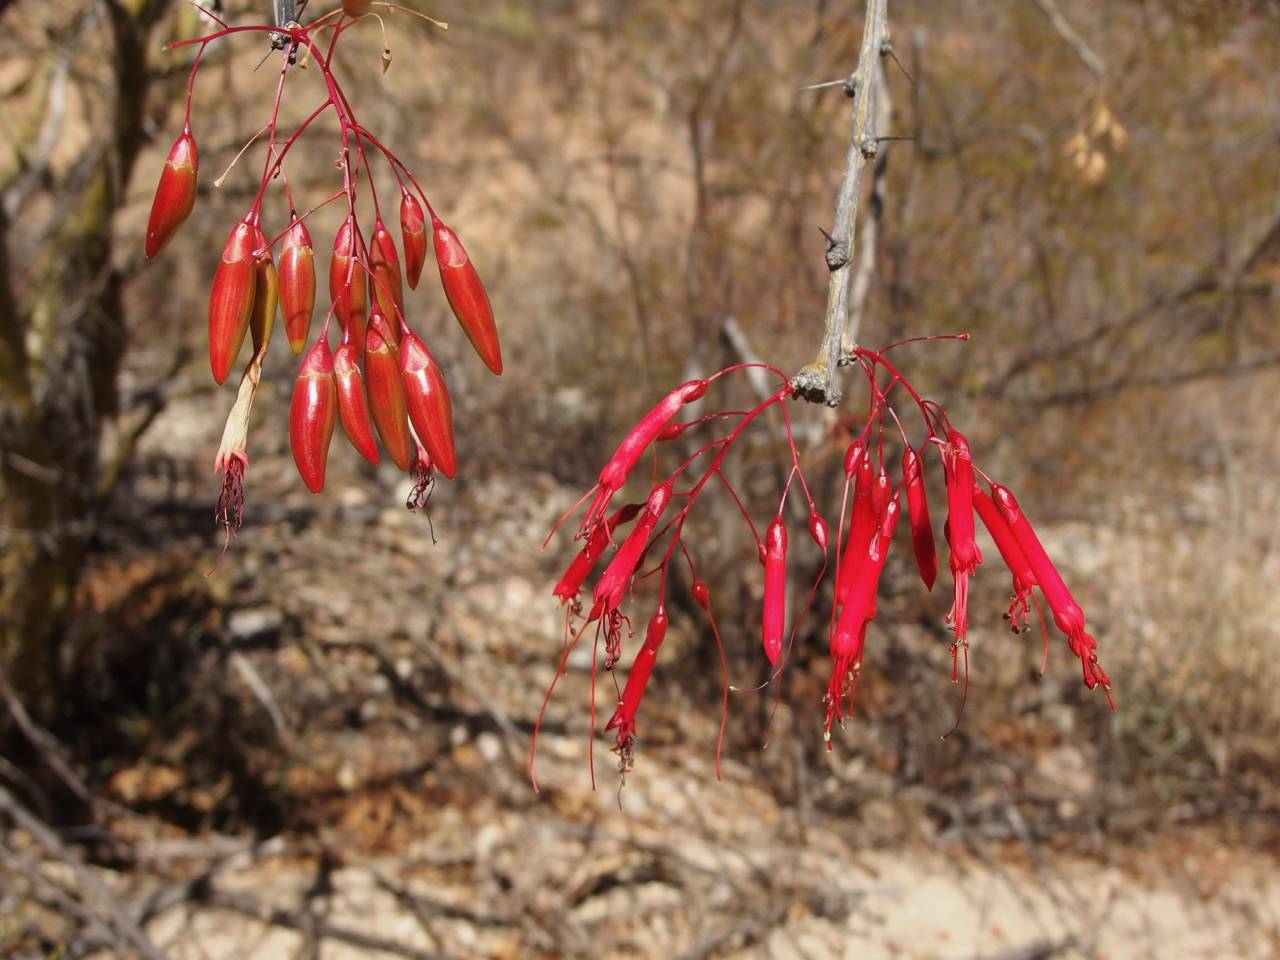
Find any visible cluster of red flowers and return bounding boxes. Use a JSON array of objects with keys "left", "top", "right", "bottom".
[
  {"left": 144, "top": 1, "right": 500, "bottom": 550},
  {"left": 539, "top": 342, "right": 1114, "bottom": 786}
]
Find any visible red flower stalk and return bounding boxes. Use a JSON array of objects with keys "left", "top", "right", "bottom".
[
  {"left": 592, "top": 482, "right": 673, "bottom": 616},
  {"left": 606, "top": 603, "right": 667, "bottom": 772},
  {"left": 279, "top": 215, "right": 316, "bottom": 355},
  {"left": 145, "top": 128, "right": 198, "bottom": 259},
  {"left": 552, "top": 503, "right": 642, "bottom": 606},
  {"left": 400, "top": 330, "right": 458, "bottom": 479},
  {"left": 208, "top": 219, "right": 258, "bottom": 385},
  {"left": 826, "top": 496, "right": 901, "bottom": 738},
  {"left": 365, "top": 309, "right": 412, "bottom": 471},
  {"left": 399, "top": 189, "right": 428, "bottom": 289},
  {"left": 761, "top": 518, "right": 788, "bottom": 666},
  {"left": 333, "top": 339, "right": 381, "bottom": 465},
  {"left": 289, "top": 339, "right": 338, "bottom": 494},
  {"left": 370, "top": 217, "right": 404, "bottom": 335},
  {"left": 433, "top": 221, "right": 503, "bottom": 375},
  {"left": 330, "top": 218, "right": 368, "bottom": 349},
  {"left": 902, "top": 446, "right": 937, "bottom": 591},
  {"left": 991, "top": 484, "right": 1114, "bottom": 704},
  {"left": 943, "top": 429, "right": 982, "bottom": 670}
]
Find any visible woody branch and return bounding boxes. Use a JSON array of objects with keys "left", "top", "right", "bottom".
[{"left": 791, "top": 0, "right": 888, "bottom": 406}]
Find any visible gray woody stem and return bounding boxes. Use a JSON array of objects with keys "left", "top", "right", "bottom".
[{"left": 791, "top": 0, "right": 888, "bottom": 406}]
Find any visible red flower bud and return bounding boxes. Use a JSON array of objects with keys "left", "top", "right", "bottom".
[
  {"left": 289, "top": 339, "right": 338, "bottom": 494},
  {"left": 208, "top": 219, "right": 257, "bottom": 384},
  {"left": 761, "top": 518, "right": 788, "bottom": 666},
  {"left": 145, "top": 129, "right": 198, "bottom": 259},
  {"left": 808, "top": 510, "right": 829, "bottom": 551},
  {"left": 330, "top": 219, "right": 367, "bottom": 349},
  {"left": 364, "top": 310, "right": 412, "bottom": 470},
  {"left": 433, "top": 222, "right": 503, "bottom": 375},
  {"left": 333, "top": 340, "right": 380, "bottom": 465},
  {"left": 370, "top": 217, "right": 404, "bottom": 335},
  {"left": 279, "top": 215, "right": 316, "bottom": 355},
  {"left": 400, "top": 330, "right": 457, "bottom": 479},
  {"left": 249, "top": 227, "right": 278, "bottom": 355},
  {"left": 399, "top": 190, "right": 427, "bottom": 289}
]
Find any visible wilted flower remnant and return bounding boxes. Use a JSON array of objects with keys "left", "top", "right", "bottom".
[
  {"left": 145, "top": 2, "right": 501, "bottom": 554},
  {"left": 537, "top": 342, "right": 1114, "bottom": 787}
]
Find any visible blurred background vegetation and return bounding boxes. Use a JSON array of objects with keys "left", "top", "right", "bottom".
[{"left": 1, "top": 0, "right": 1278, "bottom": 956}]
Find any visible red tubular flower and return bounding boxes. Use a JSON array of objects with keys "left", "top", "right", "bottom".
[
  {"left": 902, "top": 446, "right": 937, "bottom": 591},
  {"left": 330, "top": 219, "right": 368, "bottom": 349},
  {"left": 607, "top": 603, "right": 667, "bottom": 766},
  {"left": 835, "top": 446, "right": 876, "bottom": 606},
  {"left": 370, "top": 217, "right": 404, "bottom": 335},
  {"left": 592, "top": 482, "right": 673, "bottom": 615},
  {"left": 145, "top": 129, "right": 198, "bottom": 259},
  {"left": 279, "top": 215, "right": 316, "bottom": 355},
  {"left": 400, "top": 330, "right": 457, "bottom": 479},
  {"left": 433, "top": 221, "right": 503, "bottom": 375},
  {"left": 552, "top": 504, "right": 642, "bottom": 604},
  {"left": 333, "top": 340, "right": 380, "bottom": 465},
  {"left": 399, "top": 189, "right": 427, "bottom": 289},
  {"left": 991, "top": 484, "right": 1113, "bottom": 702},
  {"left": 208, "top": 219, "right": 258, "bottom": 385},
  {"left": 581, "top": 379, "right": 709, "bottom": 531},
  {"left": 289, "top": 339, "right": 338, "bottom": 494},
  {"left": 761, "top": 518, "right": 788, "bottom": 666},
  {"left": 364, "top": 309, "right": 412, "bottom": 470},
  {"left": 943, "top": 429, "right": 982, "bottom": 656},
  {"left": 826, "top": 496, "right": 900, "bottom": 737},
  {"left": 973, "top": 485, "right": 1036, "bottom": 631}
]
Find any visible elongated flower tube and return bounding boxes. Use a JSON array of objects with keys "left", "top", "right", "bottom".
[
  {"left": 433, "top": 221, "right": 502, "bottom": 375},
  {"left": 592, "top": 482, "right": 673, "bottom": 616},
  {"left": 944, "top": 429, "right": 982, "bottom": 653},
  {"left": 145, "top": 129, "right": 198, "bottom": 259},
  {"left": 835, "top": 447, "right": 876, "bottom": 606},
  {"left": 333, "top": 340, "right": 380, "bottom": 465},
  {"left": 902, "top": 446, "right": 937, "bottom": 591},
  {"left": 365, "top": 310, "right": 412, "bottom": 470},
  {"left": 400, "top": 330, "right": 457, "bottom": 479},
  {"left": 973, "top": 485, "right": 1036, "bottom": 631},
  {"left": 827, "top": 497, "right": 901, "bottom": 737},
  {"left": 208, "top": 219, "right": 258, "bottom": 385},
  {"left": 289, "top": 339, "right": 337, "bottom": 494},
  {"left": 249, "top": 229, "right": 278, "bottom": 356},
  {"left": 279, "top": 215, "right": 316, "bottom": 355},
  {"left": 370, "top": 217, "right": 404, "bottom": 336},
  {"left": 330, "top": 219, "right": 368, "bottom": 349},
  {"left": 399, "top": 189, "right": 427, "bottom": 289},
  {"left": 761, "top": 518, "right": 788, "bottom": 666},
  {"left": 606, "top": 603, "right": 667, "bottom": 766},
  {"left": 580, "top": 379, "right": 709, "bottom": 533},
  {"left": 991, "top": 484, "right": 1113, "bottom": 700},
  {"left": 553, "top": 503, "right": 642, "bottom": 604}
]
